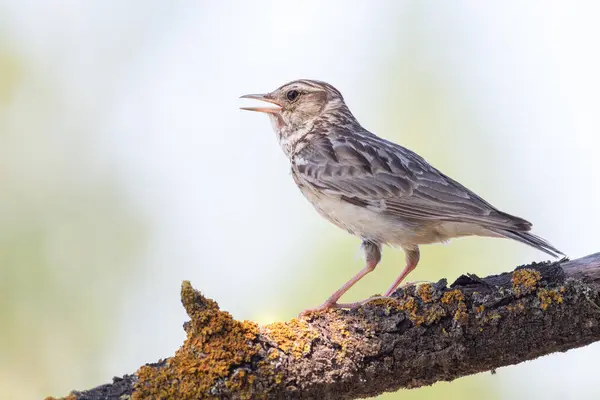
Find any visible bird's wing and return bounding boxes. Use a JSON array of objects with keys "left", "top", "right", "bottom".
[{"left": 293, "top": 132, "right": 531, "bottom": 231}]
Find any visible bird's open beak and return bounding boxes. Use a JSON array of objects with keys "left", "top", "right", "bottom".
[{"left": 239, "top": 93, "right": 282, "bottom": 114}]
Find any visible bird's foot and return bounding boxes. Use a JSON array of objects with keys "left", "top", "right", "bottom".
[
  {"left": 300, "top": 281, "right": 435, "bottom": 317},
  {"left": 339, "top": 296, "right": 400, "bottom": 308},
  {"left": 300, "top": 297, "right": 386, "bottom": 316},
  {"left": 335, "top": 298, "right": 379, "bottom": 309},
  {"left": 383, "top": 280, "right": 430, "bottom": 297}
]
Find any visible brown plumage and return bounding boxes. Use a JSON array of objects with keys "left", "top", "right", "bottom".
[{"left": 241, "top": 79, "right": 563, "bottom": 313}]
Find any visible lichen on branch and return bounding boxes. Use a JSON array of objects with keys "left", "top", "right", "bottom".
[
  {"left": 135, "top": 282, "right": 262, "bottom": 399},
  {"left": 51, "top": 253, "right": 600, "bottom": 400}
]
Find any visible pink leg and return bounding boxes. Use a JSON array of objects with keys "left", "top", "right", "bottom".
[
  {"left": 301, "top": 241, "right": 381, "bottom": 315},
  {"left": 383, "top": 247, "right": 420, "bottom": 297},
  {"left": 335, "top": 249, "right": 422, "bottom": 309}
]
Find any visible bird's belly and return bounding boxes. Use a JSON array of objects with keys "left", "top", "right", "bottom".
[
  {"left": 301, "top": 190, "right": 432, "bottom": 246},
  {"left": 299, "top": 186, "right": 495, "bottom": 247}
]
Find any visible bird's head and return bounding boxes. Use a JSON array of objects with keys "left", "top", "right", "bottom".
[{"left": 241, "top": 79, "right": 356, "bottom": 154}]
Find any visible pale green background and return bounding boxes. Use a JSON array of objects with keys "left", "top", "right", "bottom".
[{"left": 1, "top": 1, "right": 598, "bottom": 399}]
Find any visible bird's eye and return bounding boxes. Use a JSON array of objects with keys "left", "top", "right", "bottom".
[{"left": 286, "top": 90, "right": 299, "bottom": 102}]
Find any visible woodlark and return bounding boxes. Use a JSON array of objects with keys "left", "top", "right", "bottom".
[{"left": 240, "top": 79, "right": 563, "bottom": 313}]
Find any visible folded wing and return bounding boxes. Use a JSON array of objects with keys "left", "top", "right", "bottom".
[{"left": 293, "top": 131, "right": 532, "bottom": 232}]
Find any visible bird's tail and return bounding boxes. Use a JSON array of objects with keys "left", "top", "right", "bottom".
[{"left": 490, "top": 229, "right": 564, "bottom": 258}]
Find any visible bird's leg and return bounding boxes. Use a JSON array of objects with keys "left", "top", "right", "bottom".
[
  {"left": 383, "top": 247, "right": 420, "bottom": 297},
  {"left": 337, "top": 249, "right": 425, "bottom": 309},
  {"left": 300, "top": 241, "right": 381, "bottom": 316}
]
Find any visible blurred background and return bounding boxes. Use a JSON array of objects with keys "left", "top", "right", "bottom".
[{"left": 1, "top": 1, "right": 598, "bottom": 399}]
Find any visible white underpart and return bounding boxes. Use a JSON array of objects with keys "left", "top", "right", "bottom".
[{"left": 299, "top": 183, "right": 499, "bottom": 250}]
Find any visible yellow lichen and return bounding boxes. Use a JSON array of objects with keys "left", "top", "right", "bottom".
[
  {"left": 424, "top": 304, "right": 447, "bottom": 325},
  {"left": 512, "top": 269, "right": 541, "bottom": 296},
  {"left": 397, "top": 296, "right": 421, "bottom": 325},
  {"left": 133, "top": 281, "right": 261, "bottom": 400},
  {"left": 44, "top": 395, "right": 77, "bottom": 400},
  {"left": 225, "top": 369, "right": 258, "bottom": 400},
  {"left": 479, "top": 310, "right": 502, "bottom": 326},
  {"left": 266, "top": 348, "right": 281, "bottom": 361},
  {"left": 453, "top": 306, "right": 469, "bottom": 324},
  {"left": 395, "top": 294, "right": 447, "bottom": 326},
  {"left": 328, "top": 318, "right": 354, "bottom": 361},
  {"left": 368, "top": 297, "right": 401, "bottom": 308},
  {"left": 399, "top": 295, "right": 418, "bottom": 313},
  {"left": 274, "top": 373, "right": 284, "bottom": 385},
  {"left": 441, "top": 289, "right": 465, "bottom": 305},
  {"left": 417, "top": 283, "right": 434, "bottom": 303},
  {"left": 537, "top": 288, "right": 564, "bottom": 310},
  {"left": 440, "top": 290, "right": 468, "bottom": 324},
  {"left": 263, "top": 318, "right": 318, "bottom": 359},
  {"left": 475, "top": 305, "right": 485, "bottom": 313}
]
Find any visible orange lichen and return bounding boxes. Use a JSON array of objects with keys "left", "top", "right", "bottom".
[
  {"left": 537, "top": 288, "right": 564, "bottom": 311},
  {"left": 263, "top": 318, "right": 318, "bottom": 359},
  {"left": 394, "top": 294, "right": 447, "bottom": 326},
  {"left": 475, "top": 305, "right": 485, "bottom": 314},
  {"left": 398, "top": 296, "right": 425, "bottom": 326},
  {"left": 266, "top": 348, "right": 281, "bottom": 361},
  {"left": 440, "top": 290, "right": 468, "bottom": 324},
  {"left": 512, "top": 269, "right": 541, "bottom": 296},
  {"left": 441, "top": 289, "right": 465, "bottom": 305},
  {"left": 368, "top": 297, "right": 401, "bottom": 308},
  {"left": 398, "top": 295, "right": 418, "bottom": 314},
  {"left": 225, "top": 369, "right": 258, "bottom": 400},
  {"left": 133, "top": 281, "right": 261, "bottom": 400},
  {"left": 328, "top": 318, "right": 352, "bottom": 359},
  {"left": 417, "top": 283, "right": 434, "bottom": 303},
  {"left": 44, "top": 395, "right": 77, "bottom": 400},
  {"left": 453, "top": 306, "right": 469, "bottom": 324}
]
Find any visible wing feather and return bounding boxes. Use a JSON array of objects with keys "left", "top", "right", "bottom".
[{"left": 293, "top": 132, "right": 531, "bottom": 231}]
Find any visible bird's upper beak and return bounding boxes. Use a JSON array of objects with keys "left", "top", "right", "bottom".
[{"left": 239, "top": 93, "right": 282, "bottom": 114}]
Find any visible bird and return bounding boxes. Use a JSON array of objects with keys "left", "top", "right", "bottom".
[{"left": 240, "top": 79, "right": 563, "bottom": 314}]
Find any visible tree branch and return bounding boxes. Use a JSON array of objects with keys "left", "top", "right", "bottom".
[{"left": 51, "top": 253, "right": 600, "bottom": 400}]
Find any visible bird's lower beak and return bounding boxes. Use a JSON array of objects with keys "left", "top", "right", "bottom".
[{"left": 239, "top": 93, "right": 282, "bottom": 114}]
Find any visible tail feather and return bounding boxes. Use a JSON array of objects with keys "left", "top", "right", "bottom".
[{"left": 490, "top": 229, "right": 564, "bottom": 258}]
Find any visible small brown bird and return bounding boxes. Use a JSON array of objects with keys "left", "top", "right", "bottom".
[{"left": 241, "top": 79, "right": 563, "bottom": 313}]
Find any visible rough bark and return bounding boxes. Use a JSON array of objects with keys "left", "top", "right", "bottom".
[{"left": 50, "top": 253, "right": 600, "bottom": 400}]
